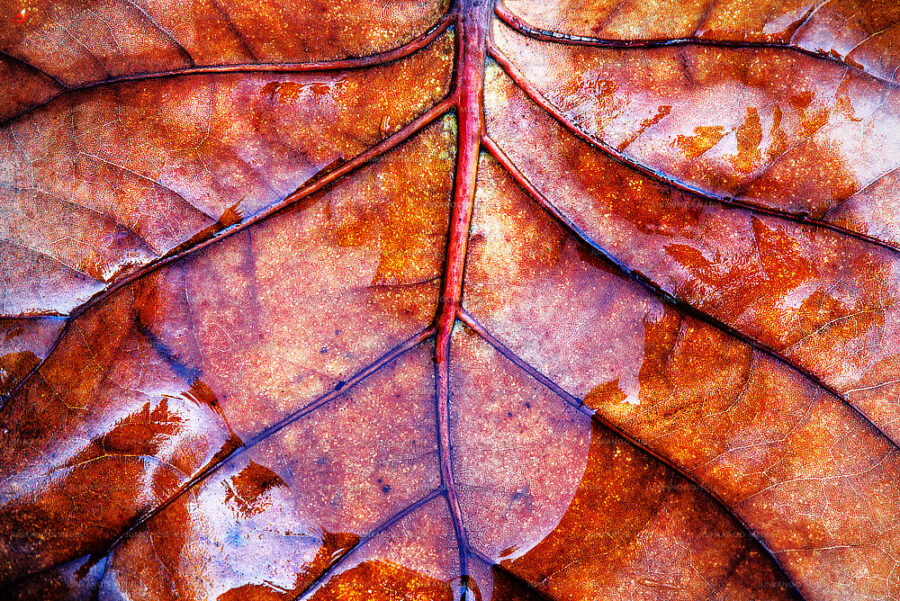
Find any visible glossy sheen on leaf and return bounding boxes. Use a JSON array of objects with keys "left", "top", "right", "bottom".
[{"left": 1, "top": 1, "right": 899, "bottom": 600}]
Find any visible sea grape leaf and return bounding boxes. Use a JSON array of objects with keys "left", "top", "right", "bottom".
[{"left": 1, "top": 1, "right": 899, "bottom": 600}]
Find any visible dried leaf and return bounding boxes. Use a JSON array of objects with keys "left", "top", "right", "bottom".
[{"left": 2, "top": 1, "right": 899, "bottom": 600}]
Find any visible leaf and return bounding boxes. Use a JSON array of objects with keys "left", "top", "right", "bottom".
[{"left": 1, "top": 1, "right": 899, "bottom": 600}]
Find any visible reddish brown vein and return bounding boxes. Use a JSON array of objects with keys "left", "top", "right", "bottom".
[
  {"left": 433, "top": 0, "right": 492, "bottom": 582},
  {"left": 457, "top": 308, "right": 808, "bottom": 601},
  {"left": 0, "top": 13, "right": 453, "bottom": 128},
  {"left": 481, "top": 132, "right": 900, "bottom": 454},
  {"left": 0, "top": 96, "right": 454, "bottom": 410},
  {"left": 487, "top": 44, "right": 900, "bottom": 258},
  {"left": 494, "top": 0, "right": 900, "bottom": 88}
]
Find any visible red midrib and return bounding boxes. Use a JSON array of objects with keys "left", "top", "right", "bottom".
[{"left": 434, "top": 0, "right": 492, "bottom": 585}]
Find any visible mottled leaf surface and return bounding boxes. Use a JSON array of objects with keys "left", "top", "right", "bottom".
[{"left": 1, "top": 1, "right": 899, "bottom": 600}]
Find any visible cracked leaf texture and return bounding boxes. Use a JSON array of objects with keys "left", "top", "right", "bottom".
[{"left": 1, "top": 1, "right": 899, "bottom": 600}]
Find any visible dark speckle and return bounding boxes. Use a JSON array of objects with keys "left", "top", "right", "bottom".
[
  {"left": 381, "top": 485, "right": 391, "bottom": 494},
  {"left": 320, "top": 347, "right": 328, "bottom": 354}
]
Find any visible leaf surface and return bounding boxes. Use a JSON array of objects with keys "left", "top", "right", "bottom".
[{"left": 1, "top": 1, "right": 899, "bottom": 600}]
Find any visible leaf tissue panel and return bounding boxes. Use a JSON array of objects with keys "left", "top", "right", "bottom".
[{"left": 1, "top": 0, "right": 899, "bottom": 600}]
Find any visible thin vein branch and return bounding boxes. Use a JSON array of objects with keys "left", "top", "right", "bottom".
[
  {"left": 78, "top": 152, "right": 217, "bottom": 223},
  {"left": 0, "top": 180, "right": 160, "bottom": 256},
  {"left": 1, "top": 96, "right": 454, "bottom": 408},
  {"left": 292, "top": 488, "right": 445, "bottom": 601},
  {"left": 207, "top": 0, "right": 259, "bottom": 61},
  {"left": 121, "top": 0, "right": 196, "bottom": 66},
  {"left": 0, "top": 238, "right": 100, "bottom": 282},
  {"left": 820, "top": 164, "right": 900, "bottom": 220},
  {"left": 494, "top": 0, "right": 899, "bottom": 88},
  {"left": 468, "top": 547, "right": 557, "bottom": 601},
  {"left": 0, "top": 13, "right": 453, "bottom": 128},
  {"left": 788, "top": 0, "right": 829, "bottom": 44},
  {"left": 481, "top": 133, "right": 900, "bottom": 453},
  {"left": 456, "top": 309, "right": 809, "bottom": 601},
  {"left": 0, "top": 49, "right": 67, "bottom": 89},
  {"left": 487, "top": 45, "right": 900, "bottom": 258}
]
